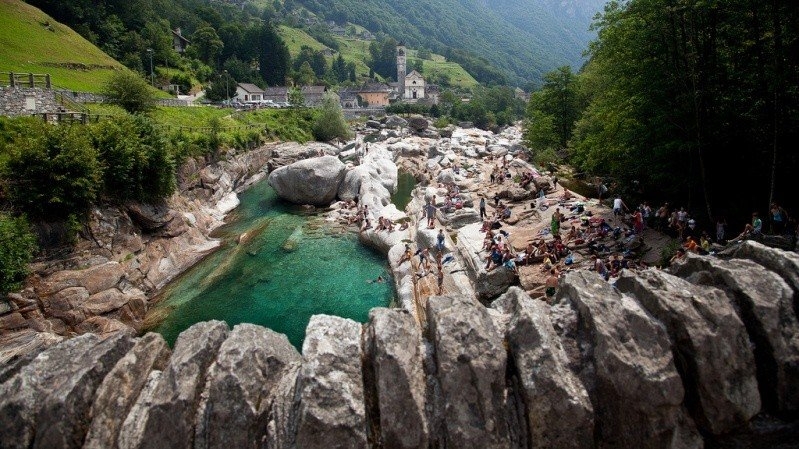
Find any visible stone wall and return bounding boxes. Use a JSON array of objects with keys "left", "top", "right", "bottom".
[
  {"left": 0, "top": 86, "right": 61, "bottom": 116},
  {"left": 1, "top": 241, "right": 797, "bottom": 448}
]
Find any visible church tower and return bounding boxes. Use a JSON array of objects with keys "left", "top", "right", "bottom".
[{"left": 396, "top": 43, "right": 406, "bottom": 99}]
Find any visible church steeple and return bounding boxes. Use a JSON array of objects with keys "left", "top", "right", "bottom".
[{"left": 397, "top": 43, "right": 406, "bottom": 99}]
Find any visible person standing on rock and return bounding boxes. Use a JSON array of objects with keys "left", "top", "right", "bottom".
[
  {"left": 613, "top": 196, "right": 628, "bottom": 221},
  {"left": 479, "top": 196, "right": 487, "bottom": 219},
  {"left": 545, "top": 268, "right": 559, "bottom": 301},
  {"left": 436, "top": 229, "right": 446, "bottom": 253},
  {"left": 425, "top": 201, "right": 437, "bottom": 229}
]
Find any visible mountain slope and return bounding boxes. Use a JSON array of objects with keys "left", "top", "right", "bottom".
[
  {"left": 0, "top": 0, "right": 125, "bottom": 92},
  {"left": 297, "top": 0, "right": 607, "bottom": 86}
]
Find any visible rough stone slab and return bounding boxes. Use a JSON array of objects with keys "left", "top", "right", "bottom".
[
  {"left": 725, "top": 240, "right": 799, "bottom": 304},
  {"left": 366, "top": 308, "right": 429, "bottom": 449},
  {"left": 616, "top": 269, "right": 761, "bottom": 434},
  {"left": 560, "top": 271, "right": 702, "bottom": 448},
  {"left": 295, "top": 315, "right": 367, "bottom": 449},
  {"left": 83, "top": 333, "right": 171, "bottom": 449},
  {"left": 492, "top": 287, "right": 594, "bottom": 448},
  {"left": 194, "top": 324, "right": 300, "bottom": 449},
  {"left": 82, "top": 288, "right": 130, "bottom": 315},
  {"left": 119, "top": 321, "right": 229, "bottom": 449},
  {"left": 0, "top": 329, "right": 63, "bottom": 382},
  {"left": 0, "top": 333, "right": 133, "bottom": 449},
  {"left": 456, "top": 223, "right": 517, "bottom": 300},
  {"left": 264, "top": 363, "right": 300, "bottom": 449},
  {"left": 426, "top": 294, "right": 511, "bottom": 448},
  {"left": 672, "top": 254, "right": 799, "bottom": 413}
]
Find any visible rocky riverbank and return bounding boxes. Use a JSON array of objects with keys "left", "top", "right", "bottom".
[
  {"left": 0, "top": 141, "right": 336, "bottom": 359},
  {"left": 1, "top": 240, "right": 798, "bottom": 448}
]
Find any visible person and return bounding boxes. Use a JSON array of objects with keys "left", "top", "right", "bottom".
[
  {"left": 436, "top": 229, "right": 446, "bottom": 252},
  {"left": 425, "top": 201, "right": 437, "bottom": 229},
  {"left": 551, "top": 208, "right": 562, "bottom": 237},
  {"left": 752, "top": 212, "right": 763, "bottom": 235},
  {"left": 670, "top": 248, "right": 686, "bottom": 264},
  {"left": 594, "top": 256, "right": 609, "bottom": 281},
  {"left": 633, "top": 209, "right": 643, "bottom": 234},
  {"left": 552, "top": 176, "right": 558, "bottom": 190},
  {"left": 770, "top": 202, "right": 788, "bottom": 234},
  {"left": 716, "top": 217, "right": 727, "bottom": 243},
  {"left": 398, "top": 244, "right": 413, "bottom": 265},
  {"left": 597, "top": 183, "right": 608, "bottom": 201},
  {"left": 502, "top": 248, "right": 519, "bottom": 274},
  {"left": 613, "top": 197, "right": 628, "bottom": 219},
  {"left": 437, "top": 267, "right": 444, "bottom": 294},
  {"left": 494, "top": 193, "right": 501, "bottom": 207},
  {"left": 545, "top": 268, "right": 559, "bottom": 301},
  {"left": 479, "top": 196, "right": 487, "bottom": 219}
]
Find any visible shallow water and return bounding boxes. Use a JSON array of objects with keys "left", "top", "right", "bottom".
[
  {"left": 146, "top": 180, "right": 394, "bottom": 349},
  {"left": 391, "top": 171, "right": 417, "bottom": 211}
]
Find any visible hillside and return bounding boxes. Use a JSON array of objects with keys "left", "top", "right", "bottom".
[
  {"left": 0, "top": 0, "right": 125, "bottom": 92},
  {"left": 296, "top": 0, "right": 607, "bottom": 86},
  {"left": 277, "top": 25, "right": 478, "bottom": 89}
]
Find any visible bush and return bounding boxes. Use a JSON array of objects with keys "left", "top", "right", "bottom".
[
  {"left": 312, "top": 94, "right": 352, "bottom": 142},
  {"left": 103, "top": 70, "right": 157, "bottom": 114},
  {"left": 4, "top": 125, "right": 102, "bottom": 220},
  {"left": 0, "top": 213, "right": 37, "bottom": 294}
]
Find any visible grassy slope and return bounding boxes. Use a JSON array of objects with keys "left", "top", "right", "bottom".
[
  {"left": 0, "top": 0, "right": 126, "bottom": 92},
  {"left": 277, "top": 24, "right": 477, "bottom": 88}
]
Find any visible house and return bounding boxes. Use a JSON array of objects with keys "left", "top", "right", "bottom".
[
  {"left": 339, "top": 88, "right": 359, "bottom": 109},
  {"left": 263, "top": 87, "right": 289, "bottom": 104},
  {"left": 425, "top": 84, "right": 440, "bottom": 105},
  {"left": 301, "top": 85, "right": 327, "bottom": 106},
  {"left": 360, "top": 30, "right": 374, "bottom": 40},
  {"left": 330, "top": 26, "right": 347, "bottom": 36},
  {"left": 321, "top": 48, "right": 335, "bottom": 57},
  {"left": 172, "top": 28, "right": 190, "bottom": 54},
  {"left": 357, "top": 82, "right": 392, "bottom": 107},
  {"left": 234, "top": 83, "right": 265, "bottom": 103}
]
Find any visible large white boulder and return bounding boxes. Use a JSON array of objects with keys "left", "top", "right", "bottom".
[{"left": 268, "top": 156, "right": 346, "bottom": 206}]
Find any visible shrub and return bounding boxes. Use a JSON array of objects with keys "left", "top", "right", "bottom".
[
  {"left": 0, "top": 213, "right": 37, "bottom": 294},
  {"left": 103, "top": 70, "right": 157, "bottom": 114},
  {"left": 312, "top": 94, "right": 352, "bottom": 142}
]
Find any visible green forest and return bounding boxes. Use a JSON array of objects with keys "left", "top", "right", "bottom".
[{"left": 525, "top": 0, "right": 799, "bottom": 227}]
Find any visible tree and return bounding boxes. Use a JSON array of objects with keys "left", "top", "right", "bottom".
[
  {"left": 191, "top": 25, "right": 224, "bottom": 68},
  {"left": 288, "top": 87, "right": 304, "bottom": 107},
  {"left": 205, "top": 71, "right": 236, "bottom": 102},
  {"left": 294, "top": 61, "right": 316, "bottom": 86},
  {"left": 368, "top": 37, "right": 398, "bottom": 80},
  {"left": 259, "top": 22, "right": 290, "bottom": 86},
  {"left": 0, "top": 213, "right": 37, "bottom": 295},
  {"left": 103, "top": 70, "right": 157, "bottom": 114},
  {"left": 312, "top": 93, "right": 352, "bottom": 142}
]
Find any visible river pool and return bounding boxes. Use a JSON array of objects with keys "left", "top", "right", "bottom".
[{"left": 145, "top": 179, "right": 395, "bottom": 348}]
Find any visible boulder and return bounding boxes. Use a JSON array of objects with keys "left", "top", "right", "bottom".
[
  {"left": 385, "top": 115, "right": 408, "bottom": 128},
  {"left": 437, "top": 169, "right": 456, "bottom": 185},
  {"left": 295, "top": 315, "right": 367, "bottom": 449},
  {"left": 491, "top": 288, "right": 594, "bottom": 449},
  {"left": 438, "top": 125, "right": 456, "bottom": 138},
  {"left": 456, "top": 223, "right": 517, "bottom": 300},
  {"left": 268, "top": 156, "right": 346, "bottom": 206},
  {"left": 0, "top": 329, "right": 63, "bottom": 368},
  {"left": 559, "top": 271, "right": 702, "bottom": 448},
  {"left": 0, "top": 333, "right": 133, "bottom": 449},
  {"left": 723, "top": 240, "right": 799, "bottom": 301},
  {"left": 365, "top": 308, "right": 429, "bottom": 449},
  {"left": 671, "top": 254, "right": 799, "bottom": 413},
  {"left": 438, "top": 208, "right": 481, "bottom": 229},
  {"left": 119, "top": 321, "right": 229, "bottom": 449},
  {"left": 615, "top": 269, "right": 761, "bottom": 434},
  {"left": 126, "top": 202, "right": 178, "bottom": 232},
  {"left": 407, "top": 116, "right": 429, "bottom": 132},
  {"left": 83, "top": 333, "right": 171, "bottom": 449},
  {"left": 426, "top": 294, "right": 511, "bottom": 448},
  {"left": 366, "top": 120, "right": 382, "bottom": 129},
  {"left": 194, "top": 324, "right": 300, "bottom": 449},
  {"left": 267, "top": 142, "right": 340, "bottom": 170}
]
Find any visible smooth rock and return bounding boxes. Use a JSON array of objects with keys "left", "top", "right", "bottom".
[
  {"left": 615, "top": 269, "right": 760, "bottom": 434},
  {"left": 427, "top": 294, "right": 511, "bottom": 448},
  {"left": 295, "top": 315, "right": 367, "bottom": 449},
  {"left": 268, "top": 156, "right": 346, "bottom": 206},
  {"left": 492, "top": 288, "right": 594, "bottom": 448},
  {"left": 194, "top": 324, "right": 300, "bottom": 449},
  {"left": 119, "top": 321, "right": 229, "bottom": 449},
  {"left": 365, "top": 308, "right": 429, "bottom": 449},
  {"left": 83, "top": 333, "right": 171, "bottom": 449},
  {"left": 560, "top": 271, "right": 702, "bottom": 448}
]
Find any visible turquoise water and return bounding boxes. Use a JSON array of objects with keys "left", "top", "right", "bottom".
[
  {"left": 391, "top": 171, "right": 417, "bottom": 211},
  {"left": 146, "top": 179, "right": 394, "bottom": 348}
]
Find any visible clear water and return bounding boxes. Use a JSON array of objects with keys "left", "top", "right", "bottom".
[
  {"left": 146, "top": 179, "right": 395, "bottom": 349},
  {"left": 391, "top": 171, "right": 417, "bottom": 211}
]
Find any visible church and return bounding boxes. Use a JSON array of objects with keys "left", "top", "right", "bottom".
[{"left": 394, "top": 44, "right": 439, "bottom": 105}]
